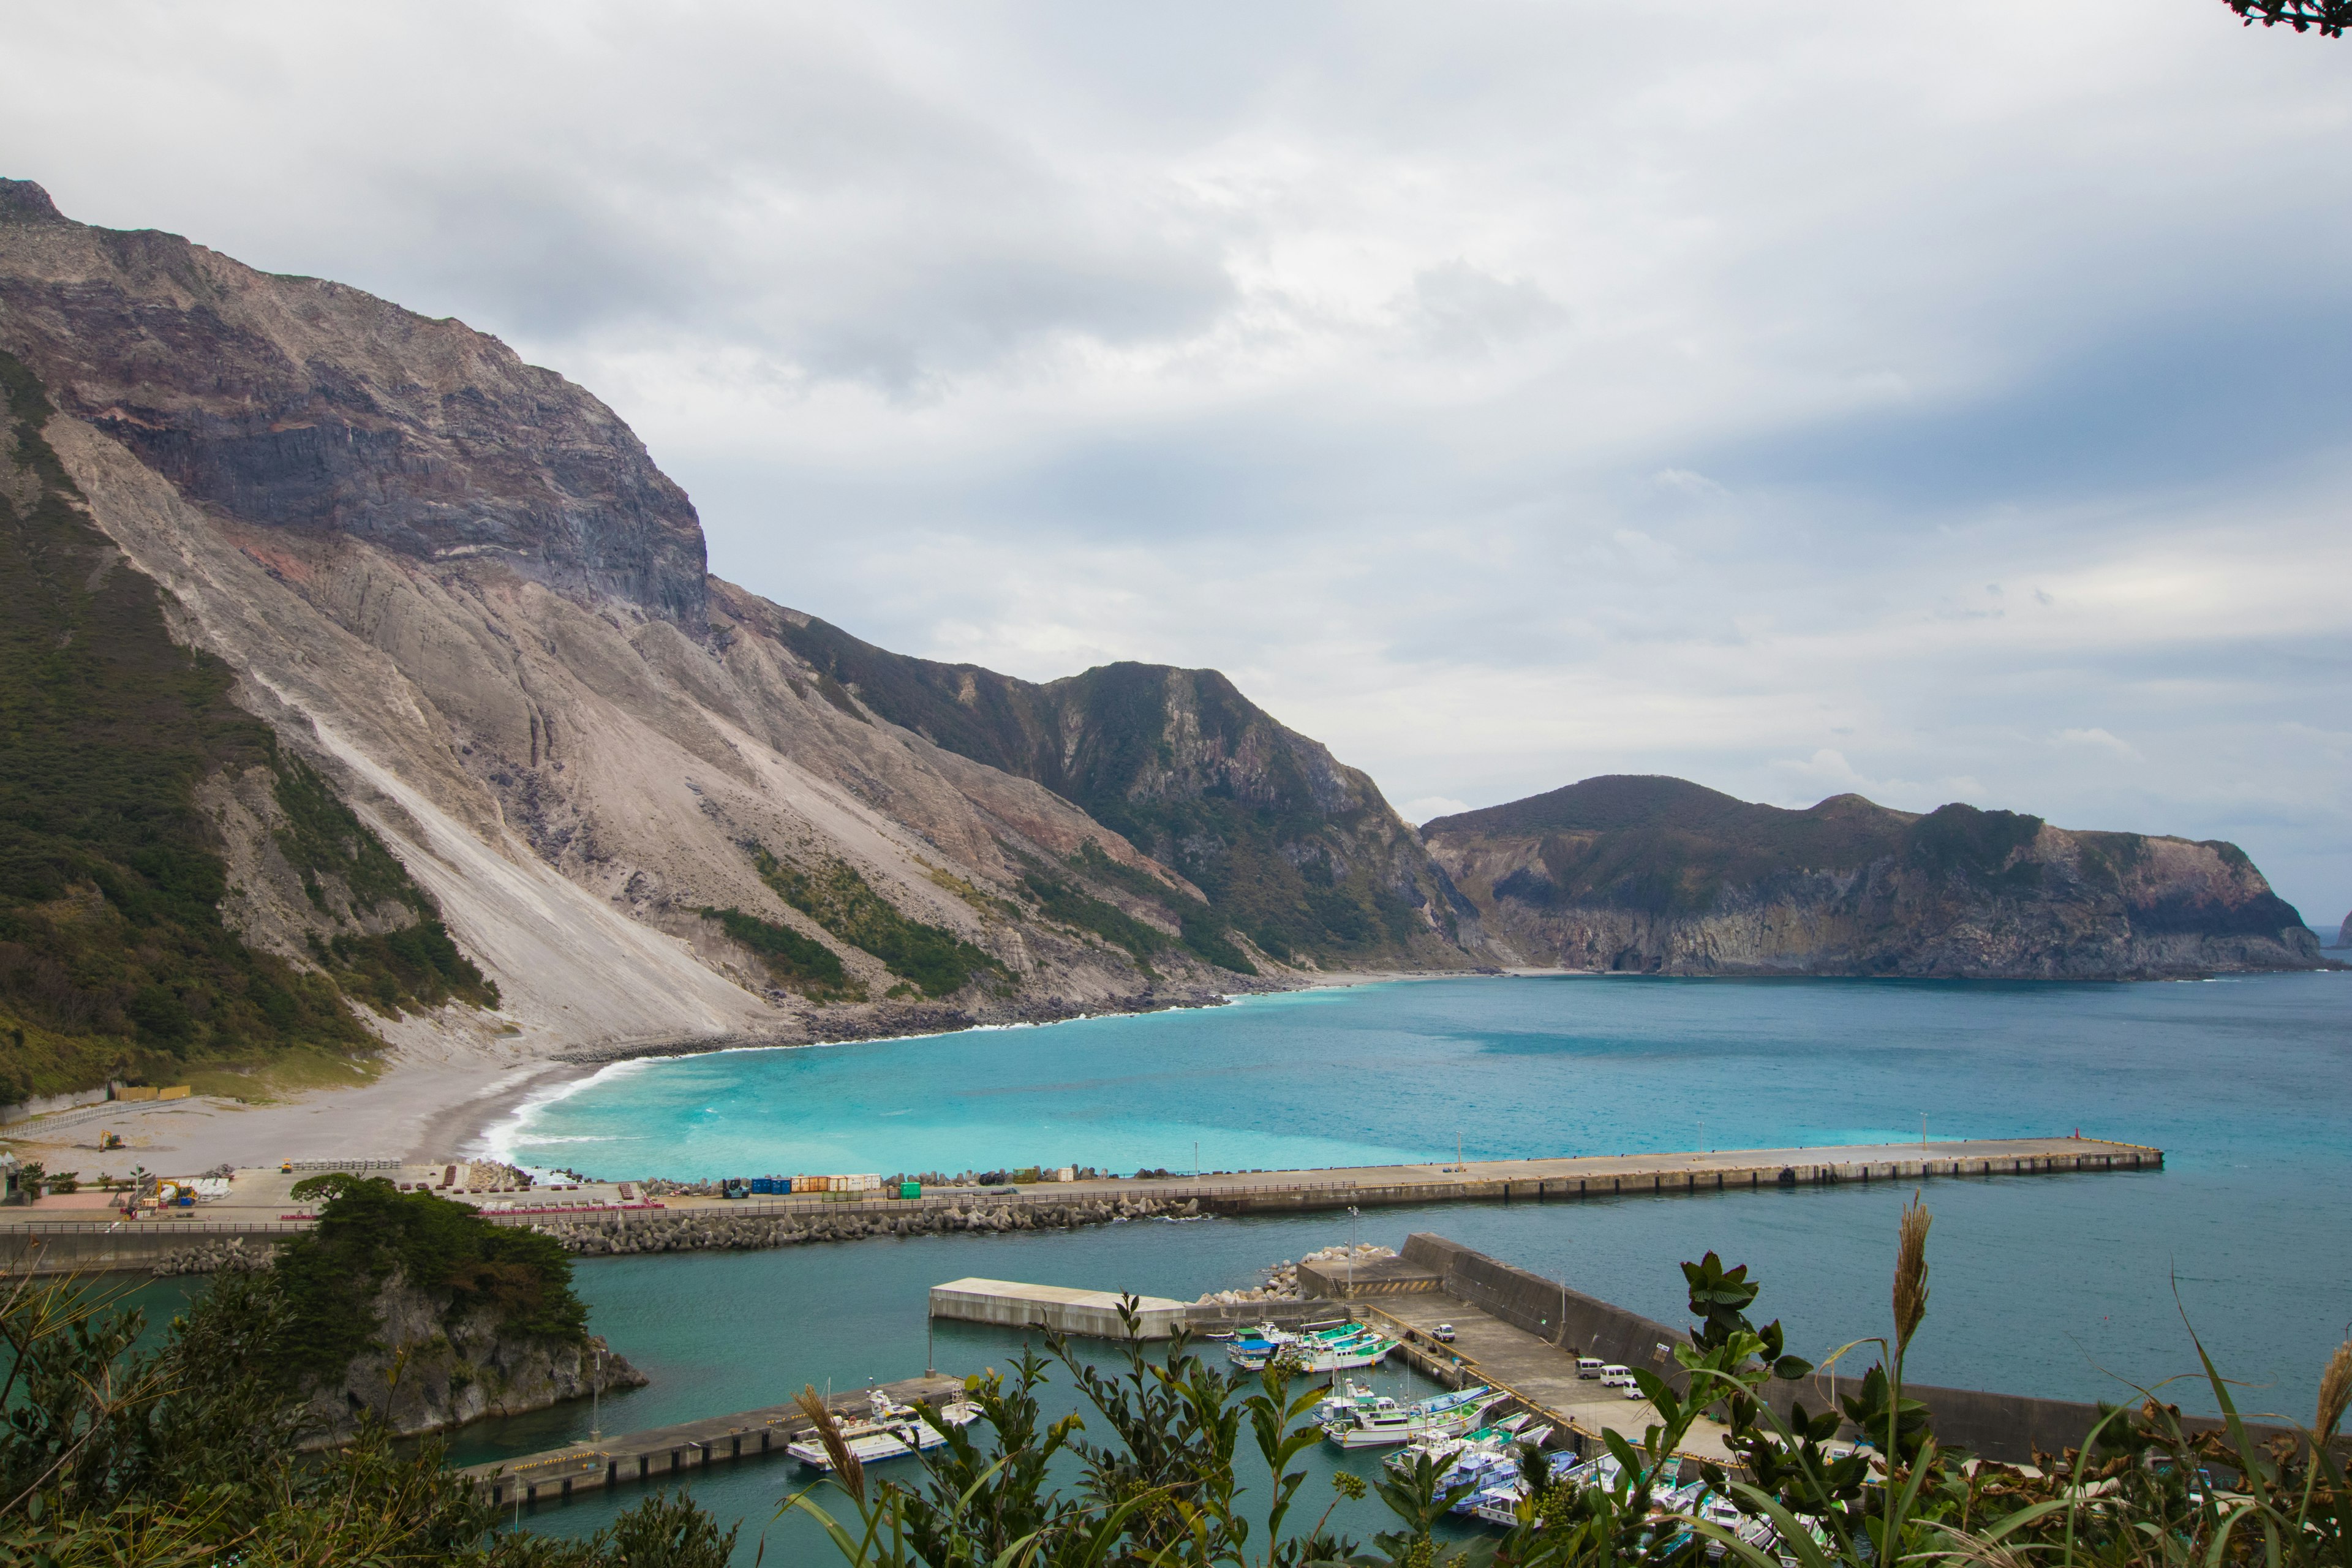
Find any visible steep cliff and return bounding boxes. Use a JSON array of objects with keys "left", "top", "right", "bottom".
[
  {"left": 0, "top": 179, "right": 1468, "bottom": 1094},
  {"left": 734, "top": 599, "right": 1480, "bottom": 970},
  {"left": 1424, "top": 775, "right": 2326, "bottom": 979}
]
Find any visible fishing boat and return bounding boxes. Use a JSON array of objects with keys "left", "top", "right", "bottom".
[
  {"left": 1321, "top": 1385, "right": 1505, "bottom": 1449},
  {"left": 1463, "top": 1449, "right": 1588, "bottom": 1526},
  {"left": 1228, "top": 1322, "right": 1399, "bottom": 1373},
  {"left": 1312, "top": 1377, "right": 1386, "bottom": 1425},
  {"left": 786, "top": 1390, "right": 982, "bottom": 1471},
  {"left": 1383, "top": 1411, "right": 1534, "bottom": 1479}
]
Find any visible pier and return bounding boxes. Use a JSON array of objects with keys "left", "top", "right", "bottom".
[
  {"left": 929, "top": 1277, "right": 1191, "bottom": 1338},
  {"left": 456, "top": 1374, "right": 965, "bottom": 1507},
  {"left": 0, "top": 1137, "right": 2160, "bottom": 1274}
]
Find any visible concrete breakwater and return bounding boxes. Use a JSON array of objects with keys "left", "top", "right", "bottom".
[{"left": 524, "top": 1193, "right": 1204, "bottom": 1256}]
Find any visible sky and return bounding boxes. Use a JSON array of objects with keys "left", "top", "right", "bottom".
[{"left": 4, "top": 1, "right": 2349, "bottom": 929}]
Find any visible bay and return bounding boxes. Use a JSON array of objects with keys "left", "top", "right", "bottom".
[{"left": 463, "top": 971, "right": 2350, "bottom": 1561}]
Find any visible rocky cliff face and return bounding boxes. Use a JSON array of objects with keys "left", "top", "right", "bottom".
[
  {"left": 742, "top": 605, "right": 1481, "bottom": 970},
  {"left": 300, "top": 1272, "right": 645, "bottom": 1446},
  {"left": 0, "top": 178, "right": 705, "bottom": 627},
  {"left": 0, "top": 180, "right": 1469, "bottom": 1085},
  {"left": 1425, "top": 775, "right": 2327, "bottom": 979}
]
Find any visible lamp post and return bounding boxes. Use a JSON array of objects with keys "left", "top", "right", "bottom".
[{"left": 590, "top": 1346, "right": 603, "bottom": 1444}]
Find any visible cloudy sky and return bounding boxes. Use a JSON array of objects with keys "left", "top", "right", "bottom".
[{"left": 7, "top": 1, "right": 2349, "bottom": 925}]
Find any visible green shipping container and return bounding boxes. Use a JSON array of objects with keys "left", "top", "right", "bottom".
[{"left": 899, "top": 1181, "right": 921, "bottom": 1199}]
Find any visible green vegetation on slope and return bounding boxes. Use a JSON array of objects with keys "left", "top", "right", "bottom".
[
  {"left": 1066, "top": 840, "right": 1257, "bottom": 973},
  {"left": 748, "top": 605, "right": 1425, "bottom": 966},
  {"left": 1431, "top": 775, "right": 2309, "bottom": 937},
  {"left": 1, "top": 1257, "right": 729, "bottom": 1566},
  {"left": 699, "top": 904, "right": 861, "bottom": 1000},
  {"left": 275, "top": 1174, "right": 587, "bottom": 1385},
  {"left": 0, "top": 349, "right": 493, "bottom": 1101},
  {"left": 748, "top": 842, "right": 1008, "bottom": 999}
]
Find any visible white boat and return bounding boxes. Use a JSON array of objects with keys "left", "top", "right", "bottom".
[
  {"left": 1229, "top": 1322, "right": 1399, "bottom": 1373},
  {"left": 1322, "top": 1385, "right": 1505, "bottom": 1449},
  {"left": 786, "top": 1390, "right": 981, "bottom": 1470},
  {"left": 1383, "top": 1411, "right": 1534, "bottom": 1479},
  {"left": 1463, "top": 1449, "right": 1586, "bottom": 1525},
  {"left": 1313, "top": 1377, "right": 1387, "bottom": 1425}
]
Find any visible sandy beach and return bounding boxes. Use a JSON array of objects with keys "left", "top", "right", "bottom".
[{"left": 0, "top": 968, "right": 1548, "bottom": 1182}]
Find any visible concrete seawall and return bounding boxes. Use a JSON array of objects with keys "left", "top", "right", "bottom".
[{"left": 1400, "top": 1234, "right": 2332, "bottom": 1468}]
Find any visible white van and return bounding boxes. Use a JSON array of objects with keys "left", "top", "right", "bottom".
[
  {"left": 1577, "top": 1357, "right": 1605, "bottom": 1378},
  {"left": 1598, "top": 1365, "right": 1635, "bottom": 1389}
]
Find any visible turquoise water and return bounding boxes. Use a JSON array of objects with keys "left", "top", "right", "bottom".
[{"left": 466, "top": 972, "right": 2352, "bottom": 1564}]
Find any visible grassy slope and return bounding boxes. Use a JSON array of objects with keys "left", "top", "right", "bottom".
[{"left": 0, "top": 350, "right": 492, "bottom": 1100}]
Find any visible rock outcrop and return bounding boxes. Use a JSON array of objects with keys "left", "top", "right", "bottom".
[
  {"left": 1426, "top": 775, "right": 2328, "bottom": 979},
  {"left": 299, "top": 1272, "right": 645, "bottom": 1446}
]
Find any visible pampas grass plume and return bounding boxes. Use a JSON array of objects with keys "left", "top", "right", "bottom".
[
  {"left": 1894, "top": 1194, "right": 1932, "bottom": 1356},
  {"left": 2319, "top": 1340, "right": 2352, "bottom": 1439},
  {"left": 797, "top": 1384, "right": 865, "bottom": 1502}
]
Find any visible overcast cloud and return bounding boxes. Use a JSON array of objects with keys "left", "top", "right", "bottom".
[{"left": 6, "top": 0, "right": 2347, "bottom": 923}]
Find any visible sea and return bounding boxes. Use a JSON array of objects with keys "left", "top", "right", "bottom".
[{"left": 391, "top": 973, "right": 2352, "bottom": 1558}]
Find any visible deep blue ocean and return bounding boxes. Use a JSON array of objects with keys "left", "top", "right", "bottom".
[{"left": 447, "top": 971, "right": 2350, "bottom": 1561}]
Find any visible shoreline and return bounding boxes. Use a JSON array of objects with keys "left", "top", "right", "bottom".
[{"left": 0, "top": 965, "right": 1513, "bottom": 1177}]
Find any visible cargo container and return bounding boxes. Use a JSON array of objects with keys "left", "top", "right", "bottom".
[
  {"left": 796, "top": 1175, "right": 827, "bottom": 1193},
  {"left": 899, "top": 1181, "right": 921, "bottom": 1199}
]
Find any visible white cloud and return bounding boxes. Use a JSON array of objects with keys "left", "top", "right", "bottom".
[
  {"left": 2, "top": 0, "right": 2346, "bottom": 914},
  {"left": 2054, "top": 727, "right": 2144, "bottom": 761},
  {"left": 1400, "top": 796, "right": 1472, "bottom": 826}
]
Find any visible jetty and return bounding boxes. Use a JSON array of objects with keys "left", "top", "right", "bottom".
[
  {"left": 0, "top": 1136, "right": 2160, "bottom": 1274},
  {"left": 456, "top": 1374, "right": 966, "bottom": 1508},
  {"left": 930, "top": 1278, "right": 1190, "bottom": 1338}
]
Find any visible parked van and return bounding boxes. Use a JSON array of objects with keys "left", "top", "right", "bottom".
[
  {"left": 1577, "top": 1357, "right": 1605, "bottom": 1379},
  {"left": 1599, "top": 1365, "right": 1635, "bottom": 1388}
]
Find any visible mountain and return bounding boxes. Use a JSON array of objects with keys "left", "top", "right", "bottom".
[
  {"left": 0, "top": 178, "right": 1472, "bottom": 1099},
  {"left": 728, "top": 600, "right": 1478, "bottom": 968},
  {"left": 1422, "top": 775, "right": 2327, "bottom": 979}
]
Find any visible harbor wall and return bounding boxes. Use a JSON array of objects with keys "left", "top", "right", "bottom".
[{"left": 1401, "top": 1234, "right": 2337, "bottom": 1468}]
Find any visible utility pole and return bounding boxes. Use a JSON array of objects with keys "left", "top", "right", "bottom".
[{"left": 590, "top": 1346, "right": 603, "bottom": 1443}]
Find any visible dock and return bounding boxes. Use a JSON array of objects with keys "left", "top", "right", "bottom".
[
  {"left": 455, "top": 1374, "right": 965, "bottom": 1508},
  {"left": 930, "top": 1278, "right": 1191, "bottom": 1338}
]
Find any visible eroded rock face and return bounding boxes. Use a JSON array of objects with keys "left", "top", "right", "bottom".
[
  {"left": 300, "top": 1273, "right": 646, "bottom": 1446},
  {"left": 1427, "top": 776, "right": 2328, "bottom": 980},
  {"left": 723, "top": 596, "right": 1487, "bottom": 969},
  {"left": 2, "top": 179, "right": 1294, "bottom": 1057},
  {"left": 0, "top": 178, "right": 706, "bottom": 628}
]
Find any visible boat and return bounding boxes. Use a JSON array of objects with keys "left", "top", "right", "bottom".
[
  {"left": 1461, "top": 1449, "right": 1587, "bottom": 1526},
  {"left": 1321, "top": 1385, "right": 1506, "bottom": 1449},
  {"left": 1383, "top": 1411, "right": 1534, "bottom": 1479},
  {"left": 1312, "top": 1377, "right": 1387, "bottom": 1425},
  {"left": 786, "top": 1390, "right": 982, "bottom": 1470},
  {"left": 1228, "top": 1322, "right": 1400, "bottom": 1373}
]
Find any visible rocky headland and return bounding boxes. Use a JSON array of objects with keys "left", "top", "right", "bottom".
[{"left": 1425, "top": 775, "right": 2328, "bottom": 980}]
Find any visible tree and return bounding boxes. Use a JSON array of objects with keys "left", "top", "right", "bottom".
[{"left": 2225, "top": 0, "right": 2352, "bottom": 35}]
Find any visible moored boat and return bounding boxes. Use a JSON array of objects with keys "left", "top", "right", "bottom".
[
  {"left": 1321, "top": 1385, "right": 1504, "bottom": 1449},
  {"left": 786, "top": 1390, "right": 982, "bottom": 1471}
]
